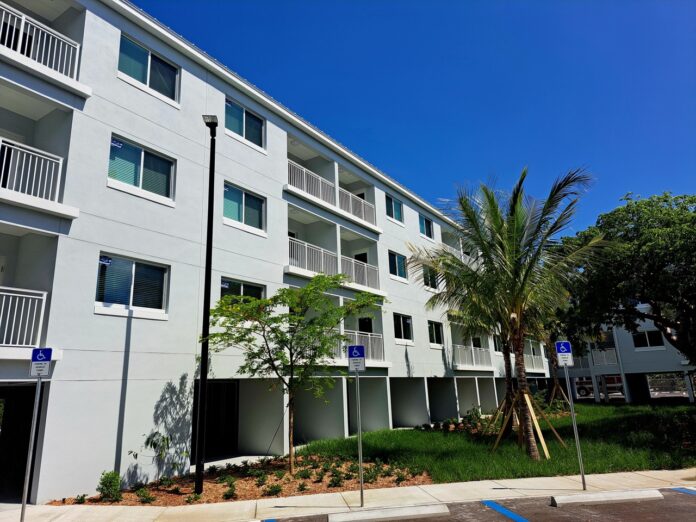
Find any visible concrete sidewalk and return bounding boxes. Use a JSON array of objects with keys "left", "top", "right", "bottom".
[{"left": 2, "top": 468, "right": 694, "bottom": 521}]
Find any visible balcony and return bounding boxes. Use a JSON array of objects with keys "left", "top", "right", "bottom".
[
  {"left": 453, "top": 344, "right": 493, "bottom": 370},
  {"left": 0, "top": 286, "right": 46, "bottom": 348},
  {"left": 288, "top": 159, "right": 335, "bottom": 206},
  {"left": 0, "top": 1, "right": 89, "bottom": 97},
  {"left": 288, "top": 237, "right": 338, "bottom": 276},
  {"left": 331, "top": 330, "right": 385, "bottom": 362},
  {"left": 591, "top": 348, "right": 618, "bottom": 366},
  {"left": 340, "top": 255, "right": 379, "bottom": 290},
  {"left": 338, "top": 188, "right": 376, "bottom": 226},
  {"left": 523, "top": 354, "right": 545, "bottom": 372},
  {"left": 0, "top": 136, "right": 78, "bottom": 218}
]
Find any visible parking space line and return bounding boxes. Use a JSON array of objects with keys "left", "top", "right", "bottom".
[
  {"left": 481, "top": 500, "right": 529, "bottom": 521},
  {"left": 672, "top": 487, "right": 696, "bottom": 496}
]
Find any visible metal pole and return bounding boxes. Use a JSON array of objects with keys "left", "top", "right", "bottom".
[
  {"left": 21, "top": 376, "right": 42, "bottom": 522},
  {"left": 194, "top": 118, "right": 217, "bottom": 494},
  {"left": 564, "top": 364, "right": 586, "bottom": 490},
  {"left": 355, "top": 369, "right": 364, "bottom": 507}
]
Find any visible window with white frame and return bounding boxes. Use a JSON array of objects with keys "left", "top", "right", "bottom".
[
  {"left": 95, "top": 254, "right": 167, "bottom": 310},
  {"left": 385, "top": 194, "right": 403, "bottom": 222},
  {"left": 428, "top": 320, "right": 444, "bottom": 345},
  {"left": 109, "top": 136, "right": 174, "bottom": 199},
  {"left": 223, "top": 183, "right": 265, "bottom": 230},
  {"left": 493, "top": 335, "right": 503, "bottom": 352},
  {"left": 423, "top": 266, "right": 438, "bottom": 289},
  {"left": 388, "top": 251, "right": 408, "bottom": 279},
  {"left": 419, "top": 214, "right": 434, "bottom": 238},
  {"left": 225, "top": 99, "right": 265, "bottom": 148},
  {"left": 118, "top": 35, "right": 179, "bottom": 100},
  {"left": 221, "top": 278, "right": 265, "bottom": 299},
  {"left": 470, "top": 336, "right": 483, "bottom": 348},
  {"left": 632, "top": 330, "right": 664, "bottom": 348},
  {"left": 393, "top": 313, "right": 413, "bottom": 341}
]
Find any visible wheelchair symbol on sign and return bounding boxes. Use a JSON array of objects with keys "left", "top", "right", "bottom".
[
  {"left": 36, "top": 350, "right": 46, "bottom": 361},
  {"left": 352, "top": 348, "right": 361, "bottom": 357}
]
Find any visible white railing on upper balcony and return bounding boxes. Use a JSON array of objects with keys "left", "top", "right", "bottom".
[
  {"left": 0, "top": 137, "right": 63, "bottom": 202},
  {"left": 523, "top": 354, "right": 545, "bottom": 371},
  {"left": 453, "top": 344, "right": 493, "bottom": 368},
  {"left": 0, "top": 286, "right": 46, "bottom": 348},
  {"left": 591, "top": 347, "right": 618, "bottom": 366},
  {"left": 339, "top": 188, "right": 376, "bottom": 225},
  {"left": 344, "top": 330, "right": 384, "bottom": 361},
  {"left": 0, "top": 2, "right": 81, "bottom": 79},
  {"left": 287, "top": 160, "right": 336, "bottom": 206},
  {"left": 288, "top": 237, "right": 338, "bottom": 276},
  {"left": 340, "top": 256, "right": 379, "bottom": 290},
  {"left": 442, "top": 243, "right": 463, "bottom": 260}
]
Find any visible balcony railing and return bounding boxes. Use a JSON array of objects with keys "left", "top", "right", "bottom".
[
  {"left": 442, "top": 244, "right": 463, "bottom": 260},
  {"left": 287, "top": 160, "right": 336, "bottom": 206},
  {"left": 340, "top": 256, "right": 379, "bottom": 290},
  {"left": 339, "top": 188, "right": 376, "bottom": 225},
  {"left": 0, "top": 2, "right": 81, "bottom": 79},
  {"left": 288, "top": 237, "right": 338, "bottom": 276},
  {"left": 453, "top": 344, "right": 492, "bottom": 368},
  {"left": 0, "top": 286, "right": 46, "bottom": 347},
  {"left": 0, "top": 137, "right": 63, "bottom": 202},
  {"left": 591, "top": 348, "right": 618, "bottom": 366},
  {"left": 523, "top": 354, "right": 545, "bottom": 371},
  {"left": 344, "top": 330, "right": 384, "bottom": 361}
]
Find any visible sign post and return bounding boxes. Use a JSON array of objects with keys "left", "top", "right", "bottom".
[
  {"left": 22, "top": 348, "right": 52, "bottom": 521},
  {"left": 555, "top": 341, "right": 586, "bottom": 490},
  {"left": 348, "top": 345, "right": 366, "bottom": 507}
]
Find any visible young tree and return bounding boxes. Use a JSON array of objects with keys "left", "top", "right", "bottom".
[
  {"left": 411, "top": 169, "right": 602, "bottom": 460},
  {"left": 208, "top": 274, "right": 379, "bottom": 473}
]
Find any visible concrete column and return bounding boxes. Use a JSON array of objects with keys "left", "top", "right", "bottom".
[
  {"left": 333, "top": 161, "right": 340, "bottom": 204},
  {"left": 684, "top": 372, "right": 695, "bottom": 403},
  {"left": 474, "top": 378, "right": 481, "bottom": 408},
  {"left": 591, "top": 375, "right": 601, "bottom": 403},
  {"left": 341, "top": 377, "right": 350, "bottom": 436},
  {"left": 385, "top": 376, "right": 393, "bottom": 429},
  {"left": 492, "top": 377, "right": 499, "bottom": 406}
]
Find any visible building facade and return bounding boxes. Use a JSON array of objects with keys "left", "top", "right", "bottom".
[{"left": 0, "top": 0, "right": 551, "bottom": 503}]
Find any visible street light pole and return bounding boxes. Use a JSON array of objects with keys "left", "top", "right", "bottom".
[{"left": 194, "top": 115, "right": 218, "bottom": 494}]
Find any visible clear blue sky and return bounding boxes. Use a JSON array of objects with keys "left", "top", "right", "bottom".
[{"left": 133, "top": 0, "right": 695, "bottom": 230}]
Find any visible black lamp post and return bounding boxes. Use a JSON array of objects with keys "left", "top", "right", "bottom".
[{"left": 194, "top": 114, "right": 218, "bottom": 494}]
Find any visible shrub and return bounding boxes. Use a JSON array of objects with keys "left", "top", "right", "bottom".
[
  {"left": 348, "top": 462, "right": 359, "bottom": 474},
  {"left": 225, "top": 462, "right": 234, "bottom": 472},
  {"left": 223, "top": 483, "right": 236, "bottom": 500},
  {"left": 321, "top": 461, "right": 331, "bottom": 472},
  {"left": 363, "top": 466, "right": 379, "bottom": 484},
  {"left": 135, "top": 487, "right": 155, "bottom": 504},
  {"left": 216, "top": 474, "right": 233, "bottom": 484},
  {"left": 395, "top": 471, "right": 407, "bottom": 485},
  {"left": 295, "top": 468, "right": 311, "bottom": 479},
  {"left": 255, "top": 474, "right": 267, "bottom": 487},
  {"left": 297, "top": 481, "right": 308, "bottom": 492},
  {"left": 159, "top": 476, "right": 174, "bottom": 487},
  {"left": 344, "top": 472, "right": 354, "bottom": 481},
  {"left": 206, "top": 465, "right": 219, "bottom": 475},
  {"left": 171, "top": 486, "right": 181, "bottom": 495},
  {"left": 75, "top": 494, "right": 87, "bottom": 505},
  {"left": 185, "top": 493, "right": 200, "bottom": 504},
  {"left": 310, "top": 460, "right": 320, "bottom": 469},
  {"left": 96, "top": 471, "right": 122, "bottom": 502},
  {"left": 263, "top": 484, "right": 282, "bottom": 496},
  {"left": 274, "top": 470, "right": 286, "bottom": 480},
  {"left": 381, "top": 465, "right": 395, "bottom": 477},
  {"left": 328, "top": 474, "right": 343, "bottom": 488},
  {"left": 313, "top": 470, "right": 325, "bottom": 483}
]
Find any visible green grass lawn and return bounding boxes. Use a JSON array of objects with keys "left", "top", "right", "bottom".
[{"left": 300, "top": 404, "right": 696, "bottom": 483}]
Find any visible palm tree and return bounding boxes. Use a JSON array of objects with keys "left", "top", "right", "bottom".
[{"left": 411, "top": 169, "right": 602, "bottom": 460}]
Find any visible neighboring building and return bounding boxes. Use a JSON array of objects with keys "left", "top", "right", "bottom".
[
  {"left": 0, "top": 0, "right": 549, "bottom": 502},
  {"left": 566, "top": 319, "right": 695, "bottom": 404}
]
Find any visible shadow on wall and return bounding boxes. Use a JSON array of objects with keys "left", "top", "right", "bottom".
[
  {"left": 125, "top": 374, "right": 194, "bottom": 485},
  {"left": 441, "top": 345, "right": 454, "bottom": 376}
]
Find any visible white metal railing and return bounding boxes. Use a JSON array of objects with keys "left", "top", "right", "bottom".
[
  {"left": 344, "top": 330, "right": 384, "bottom": 361},
  {"left": 0, "top": 137, "right": 63, "bottom": 202},
  {"left": 591, "top": 348, "right": 618, "bottom": 366},
  {"left": 0, "top": 286, "right": 46, "bottom": 347},
  {"left": 0, "top": 2, "right": 80, "bottom": 79},
  {"left": 339, "top": 188, "right": 376, "bottom": 225},
  {"left": 574, "top": 356, "right": 591, "bottom": 369},
  {"left": 453, "top": 344, "right": 492, "bottom": 368},
  {"left": 442, "top": 244, "right": 462, "bottom": 259},
  {"left": 523, "top": 354, "right": 545, "bottom": 371},
  {"left": 340, "top": 256, "right": 379, "bottom": 290},
  {"left": 288, "top": 237, "right": 338, "bottom": 276},
  {"left": 287, "top": 160, "right": 336, "bottom": 206}
]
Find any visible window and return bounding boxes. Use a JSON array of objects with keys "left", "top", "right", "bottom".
[
  {"left": 393, "top": 313, "right": 413, "bottom": 341},
  {"left": 525, "top": 339, "right": 541, "bottom": 355},
  {"left": 493, "top": 335, "right": 503, "bottom": 353},
  {"left": 388, "top": 251, "right": 408, "bottom": 279},
  {"left": 471, "top": 336, "right": 483, "bottom": 348},
  {"left": 109, "top": 137, "right": 174, "bottom": 198},
  {"left": 385, "top": 194, "right": 403, "bottom": 222},
  {"left": 419, "top": 214, "right": 433, "bottom": 238},
  {"left": 118, "top": 35, "right": 178, "bottom": 100},
  {"left": 632, "top": 330, "right": 664, "bottom": 348},
  {"left": 225, "top": 99, "right": 265, "bottom": 148},
  {"left": 221, "top": 278, "right": 265, "bottom": 299},
  {"left": 423, "top": 266, "right": 438, "bottom": 289},
  {"left": 223, "top": 183, "right": 265, "bottom": 230},
  {"left": 428, "top": 321, "right": 444, "bottom": 345},
  {"left": 96, "top": 254, "right": 167, "bottom": 310}
]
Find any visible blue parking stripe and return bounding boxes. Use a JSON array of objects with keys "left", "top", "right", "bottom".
[
  {"left": 481, "top": 500, "right": 529, "bottom": 522},
  {"left": 673, "top": 487, "right": 696, "bottom": 496}
]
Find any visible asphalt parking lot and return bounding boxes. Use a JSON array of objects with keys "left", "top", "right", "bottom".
[{"left": 278, "top": 488, "right": 696, "bottom": 522}]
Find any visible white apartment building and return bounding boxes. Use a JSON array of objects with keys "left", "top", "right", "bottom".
[{"left": 0, "top": 0, "right": 551, "bottom": 503}]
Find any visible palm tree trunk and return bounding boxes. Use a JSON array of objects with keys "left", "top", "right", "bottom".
[
  {"left": 513, "top": 336, "right": 540, "bottom": 460},
  {"left": 288, "top": 393, "right": 295, "bottom": 474},
  {"left": 502, "top": 345, "right": 515, "bottom": 436},
  {"left": 545, "top": 344, "right": 560, "bottom": 403}
]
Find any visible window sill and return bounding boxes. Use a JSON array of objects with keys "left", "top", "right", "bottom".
[
  {"left": 429, "top": 343, "right": 443, "bottom": 350},
  {"left": 117, "top": 71, "right": 181, "bottom": 109},
  {"left": 223, "top": 217, "right": 268, "bottom": 237},
  {"left": 424, "top": 286, "right": 439, "bottom": 293},
  {"left": 396, "top": 339, "right": 414, "bottom": 347},
  {"left": 389, "top": 274, "right": 409, "bottom": 284},
  {"left": 386, "top": 216, "right": 405, "bottom": 227},
  {"left": 94, "top": 303, "right": 168, "bottom": 321},
  {"left": 634, "top": 346, "right": 666, "bottom": 352},
  {"left": 107, "top": 178, "right": 176, "bottom": 207},
  {"left": 224, "top": 129, "right": 268, "bottom": 155},
  {"left": 420, "top": 233, "right": 436, "bottom": 243}
]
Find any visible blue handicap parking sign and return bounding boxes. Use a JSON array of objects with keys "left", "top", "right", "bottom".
[
  {"left": 555, "top": 341, "right": 572, "bottom": 354},
  {"left": 348, "top": 345, "right": 365, "bottom": 359},
  {"left": 32, "top": 348, "right": 52, "bottom": 362}
]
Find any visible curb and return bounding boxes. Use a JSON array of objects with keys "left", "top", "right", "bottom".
[
  {"left": 328, "top": 504, "right": 450, "bottom": 521},
  {"left": 551, "top": 489, "right": 663, "bottom": 507}
]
